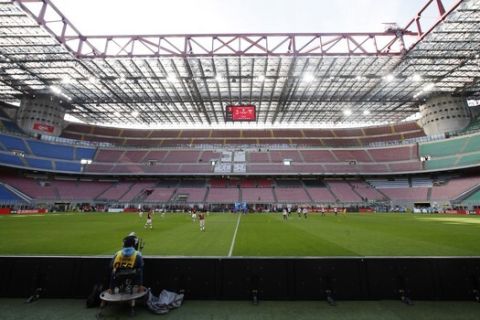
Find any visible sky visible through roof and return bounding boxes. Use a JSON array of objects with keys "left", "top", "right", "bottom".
[
  {"left": 52, "top": 0, "right": 435, "bottom": 35},
  {"left": 51, "top": 0, "right": 456, "bottom": 128}
]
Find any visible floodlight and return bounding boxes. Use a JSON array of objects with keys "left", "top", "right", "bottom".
[
  {"left": 411, "top": 74, "right": 422, "bottom": 82},
  {"left": 50, "top": 85, "right": 62, "bottom": 94},
  {"left": 383, "top": 74, "right": 395, "bottom": 82},
  {"left": 302, "top": 73, "right": 315, "bottom": 82},
  {"left": 423, "top": 83, "right": 435, "bottom": 92},
  {"left": 256, "top": 75, "right": 265, "bottom": 82}
]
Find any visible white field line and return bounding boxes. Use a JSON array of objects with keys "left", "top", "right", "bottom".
[{"left": 228, "top": 214, "right": 242, "bottom": 257}]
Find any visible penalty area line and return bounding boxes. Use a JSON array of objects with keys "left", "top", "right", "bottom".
[{"left": 228, "top": 214, "right": 242, "bottom": 257}]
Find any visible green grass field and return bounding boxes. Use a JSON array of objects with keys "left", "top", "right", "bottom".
[{"left": 1, "top": 212, "right": 480, "bottom": 257}]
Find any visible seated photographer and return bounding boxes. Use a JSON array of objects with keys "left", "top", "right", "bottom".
[{"left": 109, "top": 232, "right": 145, "bottom": 293}]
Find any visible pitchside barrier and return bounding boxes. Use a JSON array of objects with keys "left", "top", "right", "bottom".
[{"left": 0, "top": 256, "right": 479, "bottom": 301}]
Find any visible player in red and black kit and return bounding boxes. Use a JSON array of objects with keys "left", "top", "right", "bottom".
[
  {"left": 198, "top": 211, "right": 206, "bottom": 231},
  {"left": 144, "top": 210, "right": 153, "bottom": 229}
]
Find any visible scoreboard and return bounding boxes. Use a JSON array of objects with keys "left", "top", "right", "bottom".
[{"left": 225, "top": 105, "right": 256, "bottom": 122}]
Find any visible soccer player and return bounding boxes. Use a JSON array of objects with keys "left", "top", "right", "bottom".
[
  {"left": 282, "top": 208, "right": 288, "bottom": 220},
  {"left": 303, "top": 206, "right": 308, "bottom": 219},
  {"left": 198, "top": 211, "right": 206, "bottom": 231},
  {"left": 191, "top": 208, "right": 197, "bottom": 222},
  {"left": 144, "top": 210, "right": 153, "bottom": 229}
]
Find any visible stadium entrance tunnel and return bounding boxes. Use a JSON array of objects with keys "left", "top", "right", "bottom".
[{"left": 0, "top": 256, "right": 480, "bottom": 301}]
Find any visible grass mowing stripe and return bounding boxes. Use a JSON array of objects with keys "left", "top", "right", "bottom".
[{"left": 228, "top": 214, "right": 242, "bottom": 257}]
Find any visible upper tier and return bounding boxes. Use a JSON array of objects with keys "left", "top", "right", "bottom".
[
  {"left": 61, "top": 121, "right": 425, "bottom": 148},
  {"left": 1, "top": 128, "right": 480, "bottom": 175}
]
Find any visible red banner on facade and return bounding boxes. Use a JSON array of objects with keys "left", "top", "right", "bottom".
[{"left": 33, "top": 123, "right": 55, "bottom": 133}]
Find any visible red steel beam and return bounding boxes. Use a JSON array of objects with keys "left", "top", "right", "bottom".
[{"left": 12, "top": 0, "right": 464, "bottom": 59}]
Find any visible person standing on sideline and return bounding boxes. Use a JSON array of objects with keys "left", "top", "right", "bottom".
[
  {"left": 334, "top": 207, "right": 338, "bottom": 216},
  {"left": 144, "top": 209, "right": 153, "bottom": 229},
  {"left": 198, "top": 211, "right": 206, "bottom": 231}
]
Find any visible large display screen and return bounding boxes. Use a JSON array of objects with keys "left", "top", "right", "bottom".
[{"left": 225, "top": 105, "right": 256, "bottom": 122}]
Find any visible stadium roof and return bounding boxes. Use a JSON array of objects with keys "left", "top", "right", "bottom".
[{"left": 0, "top": 0, "right": 479, "bottom": 129}]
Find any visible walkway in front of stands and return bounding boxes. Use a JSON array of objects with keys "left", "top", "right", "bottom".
[{"left": 2, "top": 299, "right": 480, "bottom": 320}]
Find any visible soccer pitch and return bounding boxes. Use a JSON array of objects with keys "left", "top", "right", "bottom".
[{"left": 1, "top": 212, "right": 480, "bottom": 257}]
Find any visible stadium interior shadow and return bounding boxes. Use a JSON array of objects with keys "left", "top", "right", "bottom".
[{"left": 1, "top": 257, "right": 479, "bottom": 302}]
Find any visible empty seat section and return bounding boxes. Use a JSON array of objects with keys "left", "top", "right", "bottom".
[
  {"left": 55, "top": 161, "right": 82, "bottom": 172},
  {"left": 110, "top": 164, "right": 144, "bottom": 174},
  {"left": 269, "top": 150, "right": 303, "bottom": 162},
  {"left": 0, "top": 134, "right": 29, "bottom": 152},
  {"left": 424, "top": 157, "right": 457, "bottom": 171},
  {"left": 363, "top": 125, "right": 392, "bottom": 135},
  {"left": 350, "top": 181, "right": 384, "bottom": 201},
  {"left": 210, "top": 178, "right": 228, "bottom": 188},
  {"left": 431, "top": 176, "right": 480, "bottom": 201},
  {"left": 248, "top": 152, "right": 270, "bottom": 162},
  {"left": 163, "top": 150, "right": 200, "bottom": 163},
  {"left": 306, "top": 188, "right": 336, "bottom": 202},
  {"left": 143, "top": 150, "right": 168, "bottom": 161},
  {"left": 26, "top": 157, "right": 53, "bottom": 170},
  {"left": 379, "top": 187, "right": 429, "bottom": 201},
  {"left": 367, "top": 178, "right": 409, "bottom": 188},
  {"left": 326, "top": 181, "right": 362, "bottom": 202},
  {"left": 120, "top": 182, "right": 156, "bottom": 201},
  {"left": 388, "top": 161, "right": 423, "bottom": 172},
  {"left": 239, "top": 179, "right": 257, "bottom": 188},
  {"left": 276, "top": 179, "right": 302, "bottom": 188},
  {"left": 119, "top": 150, "right": 149, "bottom": 163},
  {"left": 144, "top": 188, "right": 175, "bottom": 202},
  {"left": 28, "top": 140, "right": 74, "bottom": 160},
  {"left": 275, "top": 188, "right": 310, "bottom": 203},
  {"left": 420, "top": 137, "right": 467, "bottom": 158},
  {"left": 1, "top": 177, "right": 57, "bottom": 199},
  {"left": 0, "top": 184, "right": 23, "bottom": 202},
  {"left": 95, "top": 149, "right": 124, "bottom": 162},
  {"left": 75, "top": 147, "right": 96, "bottom": 161},
  {"left": 301, "top": 150, "right": 336, "bottom": 162},
  {"left": 457, "top": 152, "right": 480, "bottom": 167},
  {"left": 84, "top": 163, "right": 114, "bottom": 173},
  {"left": 1, "top": 120, "right": 23, "bottom": 133},
  {"left": 0, "top": 152, "right": 24, "bottom": 166},
  {"left": 54, "top": 180, "right": 111, "bottom": 201},
  {"left": 174, "top": 188, "right": 207, "bottom": 202},
  {"left": 368, "top": 146, "right": 413, "bottom": 161},
  {"left": 120, "top": 129, "right": 151, "bottom": 138},
  {"left": 242, "top": 188, "right": 275, "bottom": 202},
  {"left": 206, "top": 188, "right": 239, "bottom": 203},
  {"left": 462, "top": 134, "right": 480, "bottom": 152},
  {"left": 257, "top": 179, "right": 273, "bottom": 188},
  {"left": 331, "top": 150, "right": 372, "bottom": 162},
  {"left": 179, "top": 164, "right": 213, "bottom": 173},
  {"left": 97, "top": 182, "right": 133, "bottom": 201},
  {"left": 199, "top": 151, "right": 222, "bottom": 162},
  {"left": 178, "top": 179, "right": 206, "bottom": 187}
]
